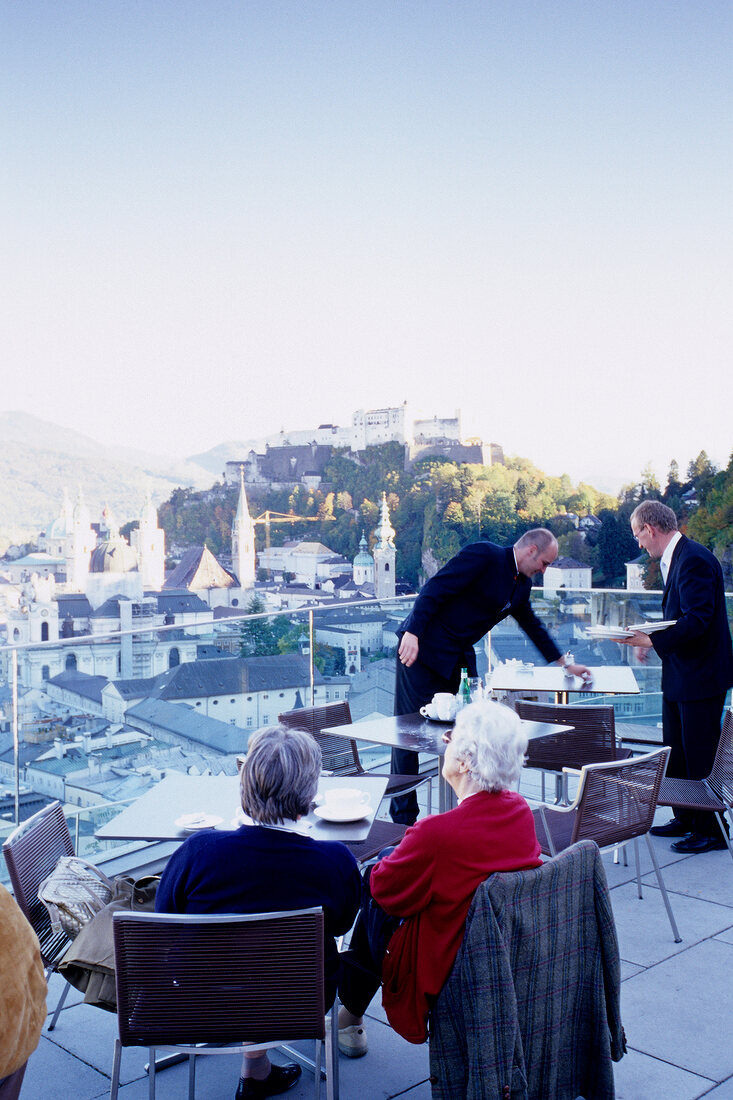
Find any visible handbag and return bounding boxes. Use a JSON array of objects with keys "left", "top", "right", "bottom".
[
  {"left": 37, "top": 856, "right": 115, "bottom": 939},
  {"left": 58, "top": 874, "right": 161, "bottom": 1012}
]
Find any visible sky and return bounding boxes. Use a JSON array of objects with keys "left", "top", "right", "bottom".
[{"left": 2, "top": 1, "right": 731, "bottom": 495}]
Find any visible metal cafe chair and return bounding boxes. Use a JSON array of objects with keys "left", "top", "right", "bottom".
[
  {"left": 279, "top": 700, "right": 436, "bottom": 813},
  {"left": 111, "top": 907, "right": 338, "bottom": 1100},
  {"left": 532, "top": 747, "right": 681, "bottom": 942},
  {"left": 2, "top": 800, "right": 76, "bottom": 1030},
  {"left": 279, "top": 702, "right": 408, "bottom": 862},
  {"left": 515, "top": 700, "right": 633, "bottom": 803},
  {"left": 656, "top": 706, "right": 733, "bottom": 862}
]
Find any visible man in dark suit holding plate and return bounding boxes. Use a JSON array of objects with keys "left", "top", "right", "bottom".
[
  {"left": 624, "top": 501, "right": 733, "bottom": 853},
  {"left": 391, "top": 529, "right": 591, "bottom": 824}
]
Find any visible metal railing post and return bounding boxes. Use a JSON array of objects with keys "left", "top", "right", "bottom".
[
  {"left": 309, "top": 608, "right": 315, "bottom": 707},
  {"left": 12, "top": 649, "right": 19, "bottom": 826}
]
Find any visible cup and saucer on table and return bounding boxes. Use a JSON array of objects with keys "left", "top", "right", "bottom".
[
  {"left": 314, "top": 787, "right": 373, "bottom": 823},
  {"left": 420, "top": 693, "right": 457, "bottom": 723}
]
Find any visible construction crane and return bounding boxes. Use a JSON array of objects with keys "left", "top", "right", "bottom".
[{"left": 253, "top": 510, "right": 336, "bottom": 559}]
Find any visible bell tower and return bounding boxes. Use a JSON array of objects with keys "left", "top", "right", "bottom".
[
  {"left": 232, "top": 466, "right": 256, "bottom": 589},
  {"left": 372, "top": 492, "right": 396, "bottom": 600}
]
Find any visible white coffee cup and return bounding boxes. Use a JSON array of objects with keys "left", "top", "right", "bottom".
[
  {"left": 323, "top": 786, "right": 370, "bottom": 811},
  {"left": 420, "top": 703, "right": 439, "bottom": 719},
  {"left": 432, "top": 693, "right": 457, "bottom": 721}
]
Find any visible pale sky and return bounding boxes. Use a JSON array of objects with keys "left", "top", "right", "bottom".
[{"left": 2, "top": 1, "right": 731, "bottom": 494}]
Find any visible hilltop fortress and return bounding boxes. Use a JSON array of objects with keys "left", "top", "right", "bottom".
[{"left": 224, "top": 403, "right": 504, "bottom": 490}]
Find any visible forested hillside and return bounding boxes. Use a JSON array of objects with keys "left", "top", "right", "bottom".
[
  {"left": 140, "top": 444, "right": 733, "bottom": 589},
  {"left": 154, "top": 445, "right": 619, "bottom": 587}
]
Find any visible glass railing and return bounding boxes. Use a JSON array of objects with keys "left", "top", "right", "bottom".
[{"left": 2, "top": 585, "right": 732, "bottom": 882}]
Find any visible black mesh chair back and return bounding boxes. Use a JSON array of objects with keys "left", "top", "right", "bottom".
[
  {"left": 711, "top": 707, "right": 733, "bottom": 809},
  {"left": 569, "top": 749, "right": 669, "bottom": 848},
  {"left": 2, "top": 800, "right": 75, "bottom": 969},
  {"left": 533, "top": 747, "right": 681, "bottom": 942},
  {"left": 110, "top": 908, "right": 335, "bottom": 1099},
  {"left": 657, "top": 707, "right": 733, "bottom": 860},
  {"left": 515, "top": 700, "right": 631, "bottom": 770},
  {"left": 2, "top": 800, "right": 76, "bottom": 1030},
  {"left": 279, "top": 701, "right": 364, "bottom": 775}
]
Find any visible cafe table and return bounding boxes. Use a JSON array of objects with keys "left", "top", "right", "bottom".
[
  {"left": 321, "top": 713, "right": 573, "bottom": 813},
  {"left": 486, "top": 664, "right": 639, "bottom": 705},
  {"left": 95, "top": 771, "right": 388, "bottom": 845}
]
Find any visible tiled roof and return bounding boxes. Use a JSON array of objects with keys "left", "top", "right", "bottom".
[
  {"left": 149, "top": 654, "right": 324, "bottom": 701},
  {"left": 163, "top": 547, "right": 238, "bottom": 591},
  {"left": 47, "top": 670, "right": 109, "bottom": 703},
  {"left": 126, "top": 698, "right": 247, "bottom": 754},
  {"left": 157, "top": 591, "right": 210, "bottom": 613}
]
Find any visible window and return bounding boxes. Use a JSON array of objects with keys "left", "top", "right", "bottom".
[
  {"left": 247, "top": 717, "right": 253, "bottom": 727},
  {"left": 196, "top": 701, "right": 201, "bottom": 707},
  {"left": 65, "top": 653, "right": 77, "bottom": 671},
  {"left": 41, "top": 622, "right": 49, "bottom": 642},
  {"left": 230, "top": 698, "right": 236, "bottom": 704},
  {"left": 213, "top": 699, "right": 219, "bottom": 705},
  {"left": 41, "top": 666, "right": 50, "bottom": 681},
  {"left": 169, "top": 648, "right": 180, "bottom": 669}
]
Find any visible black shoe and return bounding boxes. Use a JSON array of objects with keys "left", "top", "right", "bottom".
[
  {"left": 650, "top": 818, "right": 691, "bottom": 838},
  {"left": 670, "top": 833, "right": 728, "bottom": 854},
  {"left": 236, "top": 1064, "right": 302, "bottom": 1099}
]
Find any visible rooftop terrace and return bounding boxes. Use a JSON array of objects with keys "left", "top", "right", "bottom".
[{"left": 16, "top": 777, "right": 733, "bottom": 1100}]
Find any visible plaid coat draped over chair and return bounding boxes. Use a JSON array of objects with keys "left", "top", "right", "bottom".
[{"left": 428, "top": 840, "right": 626, "bottom": 1100}]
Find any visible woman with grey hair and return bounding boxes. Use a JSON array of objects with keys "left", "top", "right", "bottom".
[
  {"left": 338, "top": 701, "right": 541, "bottom": 1056},
  {"left": 157, "top": 725, "right": 361, "bottom": 1099}
]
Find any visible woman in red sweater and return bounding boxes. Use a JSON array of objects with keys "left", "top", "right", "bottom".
[{"left": 338, "top": 700, "right": 541, "bottom": 1055}]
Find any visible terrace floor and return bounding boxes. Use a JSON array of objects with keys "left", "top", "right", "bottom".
[{"left": 18, "top": 775, "right": 733, "bottom": 1100}]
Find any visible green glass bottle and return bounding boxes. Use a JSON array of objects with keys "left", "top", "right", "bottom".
[{"left": 458, "top": 667, "right": 471, "bottom": 708}]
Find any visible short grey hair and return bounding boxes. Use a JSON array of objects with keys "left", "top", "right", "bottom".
[
  {"left": 630, "top": 501, "right": 678, "bottom": 534},
  {"left": 514, "top": 528, "right": 557, "bottom": 554},
  {"left": 240, "top": 725, "right": 321, "bottom": 824},
  {"left": 450, "top": 701, "right": 528, "bottom": 792}
]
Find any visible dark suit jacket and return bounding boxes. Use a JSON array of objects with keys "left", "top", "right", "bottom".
[
  {"left": 399, "top": 541, "right": 561, "bottom": 680},
  {"left": 652, "top": 534, "right": 733, "bottom": 702}
]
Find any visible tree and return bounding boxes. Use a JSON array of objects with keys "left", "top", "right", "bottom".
[{"left": 239, "top": 596, "right": 280, "bottom": 656}]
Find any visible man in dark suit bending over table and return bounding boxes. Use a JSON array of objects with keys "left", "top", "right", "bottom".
[
  {"left": 391, "top": 528, "right": 591, "bottom": 824},
  {"left": 621, "top": 501, "right": 733, "bottom": 854}
]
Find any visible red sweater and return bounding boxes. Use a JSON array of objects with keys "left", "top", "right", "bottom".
[{"left": 370, "top": 789, "right": 541, "bottom": 1043}]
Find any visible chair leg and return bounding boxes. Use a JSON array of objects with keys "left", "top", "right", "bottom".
[
  {"left": 644, "top": 833, "right": 682, "bottom": 943},
  {"left": 110, "top": 1038, "right": 122, "bottom": 1100},
  {"left": 188, "top": 1053, "right": 195, "bottom": 1100},
  {"left": 47, "top": 977, "right": 71, "bottom": 1031},
  {"left": 148, "top": 1047, "right": 156, "bottom": 1100},
  {"left": 632, "top": 837, "right": 643, "bottom": 897},
  {"left": 325, "top": 1003, "right": 339, "bottom": 1100},
  {"left": 716, "top": 811, "right": 733, "bottom": 862}
]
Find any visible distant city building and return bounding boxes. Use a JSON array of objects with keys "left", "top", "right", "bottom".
[
  {"left": 543, "top": 557, "right": 592, "bottom": 595},
  {"left": 626, "top": 555, "right": 647, "bottom": 591}
]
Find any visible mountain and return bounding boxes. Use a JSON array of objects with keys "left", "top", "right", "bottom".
[
  {"left": 186, "top": 438, "right": 269, "bottom": 477},
  {"left": 0, "top": 412, "right": 214, "bottom": 546}
]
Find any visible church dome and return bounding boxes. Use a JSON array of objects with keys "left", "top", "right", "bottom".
[
  {"left": 89, "top": 535, "right": 138, "bottom": 574},
  {"left": 353, "top": 534, "right": 373, "bottom": 567}
]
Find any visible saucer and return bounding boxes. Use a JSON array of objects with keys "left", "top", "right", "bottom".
[
  {"left": 175, "top": 813, "right": 223, "bottom": 832},
  {"left": 314, "top": 801, "right": 371, "bottom": 823}
]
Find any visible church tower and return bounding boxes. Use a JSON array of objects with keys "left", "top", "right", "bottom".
[
  {"left": 133, "top": 492, "right": 166, "bottom": 590},
  {"left": 65, "top": 487, "right": 95, "bottom": 592},
  {"left": 232, "top": 466, "right": 256, "bottom": 589},
  {"left": 373, "top": 492, "right": 396, "bottom": 600},
  {"left": 352, "top": 532, "right": 374, "bottom": 587}
]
